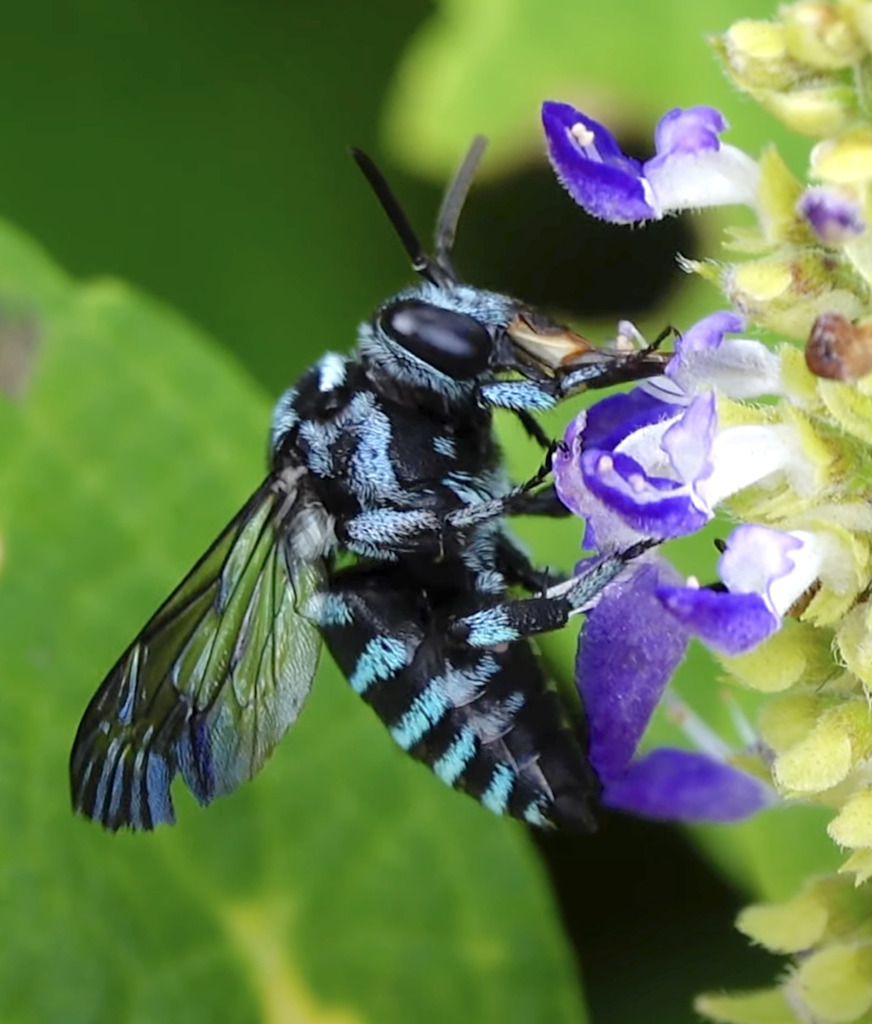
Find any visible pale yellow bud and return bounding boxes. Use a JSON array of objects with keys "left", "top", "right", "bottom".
[
  {"left": 718, "top": 19, "right": 808, "bottom": 89},
  {"left": 774, "top": 700, "right": 872, "bottom": 795},
  {"left": 757, "top": 83, "right": 857, "bottom": 137},
  {"left": 842, "top": 0, "right": 872, "bottom": 53},
  {"left": 719, "top": 623, "right": 834, "bottom": 693},
  {"left": 726, "top": 250, "right": 870, "bottom": 339},
  {"left": 812, "top": 128, "right": 872, "bottom": 183},
  {"left": 782, "top": 1, "right": 865, "bottom": 70},
  {"left": 695, "top": 988, "right": 798, "bottom": 1024},
  {"left": 829, "top": 789, "right": 872, "bottom": 848},
  {"left": 788, "top": 943, "right": 872, "bottom": 1021}
]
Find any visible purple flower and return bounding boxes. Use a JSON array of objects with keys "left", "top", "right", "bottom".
[
  {"left": 542, "top": 102, "right": 760, "bottom": 225},
  {"left": 797, "top": 187, "right": 865, "bottom": 244},
  {"left": 664, "top": 310, "right": 783, "bottom": 399},
  {"left": 657, "top": 525, "right": 833, "bottom": 656},
  {"left": 553, "top": 314, "right": 798, "bottom": 552},
  {"left": 578, "top": 558, "right": 772, "bottom": 823}
]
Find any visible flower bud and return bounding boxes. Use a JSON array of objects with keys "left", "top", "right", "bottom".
[
  {"left": 726, "top": 250, "right": 870, "bottom": 339},
  {"left": 737, "top": 875, "right": 868, "bottom": 952},
  {"left": 843, "top": 0, "right": 872, "bottom": 53},
  {"left": 719, "top": 622, "right": 834, "bottom": 693},
  {"left": 695, "top": 989, "right": 795, "bottom": 1024},
  {"left": 787, "top": 943, "right": 872, "bottom": 1022},
  {"left": 756, "top": 83, "right": 857, "bottom": 137},
  {"left": 782, "top": 1, "right": 864, "bottom": 71},
  {"left": 812, "top": 128, "right": 872, "bottom": 184},
  {"left": 829, "top": 789, "right": 872, "bottom": 848},
  {"left": 837, "top": 601, "right": 872, "bottom": 688},
  {"left": 773, "top": 700, "right": 872, "bottom": 795},
  {"left": 716, "top": 19, "right": 809, "bottom": 89}
]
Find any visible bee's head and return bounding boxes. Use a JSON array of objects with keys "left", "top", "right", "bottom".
[
  {"left": 352, "top": 143, "right": 595, "bottom": 401},
  {"left": 358, "top": 282, "right": 512, "bottom": 398}
]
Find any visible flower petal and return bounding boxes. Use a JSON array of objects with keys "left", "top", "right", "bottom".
[
  {"left": 719, "top": 525, "right": 834, "bottom": 617},
  {"left": 581, "top": 448, "right": 711, "bottom": 540},
  {"left": 656, "top": 585, "right": 780, "bottom": 655},
  {"left": 601, "top": 747, "right": 773, "bottom": 822},
  {"left": 652, "top": 106, "right": 728, "bottom": 157},
  {"left": 577, "top": 558, "right": 689, "bottom": 784},
  {"left": 668, "top": 337, "right": 784, "bottom": 399},
  {"left": 661, "top": 391, "right": 717, "bottom": 487},
  {"left": 718, "top": 524, "right": 805, "bottom": 605},
  {"left": 580, "top": 388, "right": 680, "bottom": 452},
  {"left": 542, "top": 102, "right": 657, "bottom": 223},
  {"left": 674, "top": 310, "right": 747, "bottom": 354},
  {"left": 797, "top": 187, "right": 865, "bottom": 244}
]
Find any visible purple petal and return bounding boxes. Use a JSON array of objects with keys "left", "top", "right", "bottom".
[
  {"left": 797, "top": 187, "right": 865, "bottom": 245},
  {"left": 652, "top": 106, "right": 728, "bottom": 160},
  {"left": 718, "top": 524, "right": 804, "bottom": 607},
  {"left": 672, "top": 310, "right": 746, "bottom": 356},
  {"left": 660, "top": 391, "right": 717, "bottom": 486},
  {"left": 581, "top": 388, "right": 681, "bottom": 451},
  {"left": 542, "top": 101, "right": 657, "bottom": 224},
  {"left": 553, "top": 412, "right": 589, "bottom": 521},
  {"left": 554, "top": 423, "right": 664, "bottom": 551},
  {"left": 656, "top": 586, "right": 779, "bottom": 655},
  {"left": 578, "top": 559, "right": 689, "bottom": 784},
  {"left": 601, "top": 748, "right": 772, "bottom": 822},
  {"left": 580, "top": 449, "right": 711, "bottom": 539}
]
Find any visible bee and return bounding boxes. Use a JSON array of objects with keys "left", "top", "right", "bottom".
[{"left": 70, "top": 138, "right": 668, "bottom": 831}]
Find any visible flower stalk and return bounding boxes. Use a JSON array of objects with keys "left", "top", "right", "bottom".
[{"left": 542, "top": 2, "right": 872, "bottom": 1020}]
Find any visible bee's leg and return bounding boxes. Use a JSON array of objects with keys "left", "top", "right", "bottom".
[
  {"left": 447, "top": 542, "right": 650, "bottom": 649},
  {"left": 495, "top": 531, "right": 568, "bottom": 591},
  {"left": 514, "top": 408, "right": 552, "bottom": 449},
  {"left": 506, "top": 484, "right": 570, "bottom": 518},
  {"left": 339, "top": 482, "right": 552, "bottom": 558}
]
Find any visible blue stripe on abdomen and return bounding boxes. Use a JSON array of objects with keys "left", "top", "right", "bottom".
[
  {"left": 481, "top": 762, "right": 516, "bottom": 815},
  {"left": 432, "top": 726, "right": 478, "bottom": 785},
  {"left": 349, "top": 636, "right": 409, "bottom": 694},
  {"left": 390, "top": 681, "right": 451, "bottom": 750}
]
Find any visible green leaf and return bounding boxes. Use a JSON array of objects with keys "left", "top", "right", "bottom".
[{"left": 0, "top": 219, "right": 587, "bottom": 1024}]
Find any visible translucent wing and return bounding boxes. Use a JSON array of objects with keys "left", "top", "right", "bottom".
[{"left": 70, "top": 468, "right": 328, "bottom": 831}]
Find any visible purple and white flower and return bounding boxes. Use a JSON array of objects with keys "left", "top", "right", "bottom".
[
  {"left": 663, "top": 310, "right": 783, "bottom": 399},
  {"left": 554, "top": 313, "right": 801, "bottom": 552},
  {"left": 657, "top": 525, "right": 838, "bottom": 655},
  {"left": 577, "top": 557, "right": 773, "bottom": 822},
  {"left": 542, "top": 102, "right": 760, "bottom": 225}
]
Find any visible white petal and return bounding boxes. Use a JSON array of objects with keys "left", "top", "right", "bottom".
[
  {"left": 646, "top": 144, "right": 760, "bottom": 216},
  {"left": 671, "top": 338, "right": 783, "bottom": 399},
  {"left": 697, "top": 425, "right": 794, "bottom": 508}
]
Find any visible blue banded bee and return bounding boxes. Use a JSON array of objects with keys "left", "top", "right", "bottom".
[{"left": 70, "top": 139, "right": 668, "bottom": 832}]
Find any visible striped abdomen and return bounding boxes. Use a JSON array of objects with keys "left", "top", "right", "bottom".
[{"left": 314, "top": 566, "right": 599, "bottom": 830}]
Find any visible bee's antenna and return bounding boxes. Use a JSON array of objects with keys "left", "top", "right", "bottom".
[
  {"left": 350, "top": 147, "right": 451, "bottom": 288},
  {"left": 434, "top": 135, "right": 487, "bottom": 281}
]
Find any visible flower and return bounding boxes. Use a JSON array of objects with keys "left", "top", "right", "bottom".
[
  {"left": 542, "top": 102, "right": 760, "bottom": 224},
  {"left": 657, "top": 524, "right": 835, "bottom": 655},
  {"left": 553, "top": 313, "right": 799, "bottom": 553},
  {"left": 544, "top": 3, "right": 872, "bottom": 1021},
  {"left": 577, "top": 557, "right": 773, "bottom": 822}
]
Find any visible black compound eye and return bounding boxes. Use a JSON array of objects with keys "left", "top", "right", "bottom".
[{"left": 380, "top": 300, "right": 493, "bottom": 379}]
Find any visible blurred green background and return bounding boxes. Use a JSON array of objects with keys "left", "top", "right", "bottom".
[{"left": 0, "top": 1, "right": 842, "bottom": 1022}]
